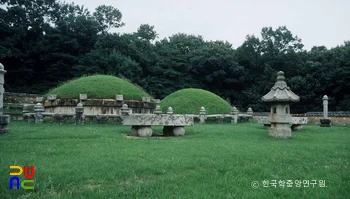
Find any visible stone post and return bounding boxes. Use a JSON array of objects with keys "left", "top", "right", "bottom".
[
  {"left": 75, "top": 102, "right": 84, "bottom": 125},
  {"left": 167, "top": 107, "right": 173, "bottom": 114},
  {"left": 121, "top": 104, "right": 130, "bottom": 116},
  {"left": 231, "top": 106, "right": 238, "bottom": 124},
  {"left": 0, "top": 63, "right": 10, "bottom": 134},
  {"left": 247, "top": 107, "right": 253, "bottom": 122},
  {"left": 34, "top": 103, "right": 44, "bottom": 124},
  {"left": 199, "top": 106, "right": 206, "bottom": 124},
  {"left": 320, "top": 95, "right": 331, "bottom": 127},
  {"left": 153, "top": 105, "right": 162, "bottom": 115}
]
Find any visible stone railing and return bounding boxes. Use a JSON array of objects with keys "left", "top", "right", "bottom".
[{"left": 43, "top": 94, "right": 158, "bottom": 115}]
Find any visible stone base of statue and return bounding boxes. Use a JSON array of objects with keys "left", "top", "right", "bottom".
[
  {"left": 268, "top": 127, "right": 291, "bottom": 138},
  {"left": 320, "top": 119, "right": 331, "bottom": 127},
  {"left": 0, "top": 115, "right": 10, "bottom": 134}
]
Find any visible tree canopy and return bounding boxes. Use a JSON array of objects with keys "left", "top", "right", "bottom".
[{"left": 1, "top": 0, "right": 349, "bottom": 112}]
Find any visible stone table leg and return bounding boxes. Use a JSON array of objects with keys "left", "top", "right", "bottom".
[
  {"left": 173, "top": 126, "right": 185, "bottom": 136},
  {"left": 130, "top": 126, "right": 139, "bottom": 136},
  {"left": 137, "top": 126, "right": 152, "bottom": 137},
  {"left": 291, "top": 124, "right": 303, "bottom": 131}
]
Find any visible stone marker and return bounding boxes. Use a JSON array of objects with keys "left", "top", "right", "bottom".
[
  {"left": 153, "top": 105, "right": 162, "bottom": 115},
  {"left": 34, "top": 103, "right": 45, "bottom": 124},
  {"left": 79, "top": 94, "right": 87, "bottom": 101},
  {"left": 116, "top": 95, "right": 123, "bottom": 101},
  {"left": 199, "top": 106, "right": 206, "bottom": 124},
  {"left": 320, "top": 95, "right": 331, "bottom": 127},
  {"left": 262, "top": 71, "right": 300, "bottom": 138},
  {"left": 47, "top": 94, "right": 57, "bottom": 101},
  {"left": 246, "top": 107, "right": 253, "bottom": 122},
  {"left": 0, "top": 63, "right": 10, "bottom": 134},
  {"left": 142, "top": 97, "right": 150, "bottom": 102},
  {"left": 231, "top": 106, "right": 238, "bottom": 124}
]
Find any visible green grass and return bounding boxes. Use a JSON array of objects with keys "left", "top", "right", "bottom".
[
  {"left": 160, "top": 88, "right": 232, "bottom": 114},
  {"left": 0, "top": 122, "right": 349, "bottom": 198},
  {"left": 46, "top": 75, "right": 151, "bottom": 100}
]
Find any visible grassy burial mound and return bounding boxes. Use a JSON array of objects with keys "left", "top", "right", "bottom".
[
  {"left": 160, "top": 88, "right": 232, "bottom": 114},
  {"left": 47, "top": 75, "right": 151, "bottom": 100}
]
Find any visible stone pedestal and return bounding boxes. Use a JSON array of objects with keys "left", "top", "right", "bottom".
[
  {"left": 268, "top": 126, "right": 291, "bottom": 138},
  {"left": 0, "top": 115, "right": 10, "bottom": 134}
]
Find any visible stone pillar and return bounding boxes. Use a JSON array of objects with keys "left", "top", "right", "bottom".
[
  {"left": 199, "top": 106, "right": 206, "bottom": 124},
  {"left": 320, "top": 95, "right": 331, "bottom": 127},
  {"left": 0, "top": 63, "right": 10, "bottom": 134},
  {"left": 231, "top": 106, "right": 238, "bottom": 124},
  {"left": 34, "top": 103, "right": 44, "bottom": 124},
  {"left": 153, "top": 105, "right": 162, "bottom": 115},
  {"left": 323, "top": 95, "right": 328, "bottom": 118},
  {"left": 75, "top": 102, "right": 84, "bottom": 125},
  {"left": 167, "top": 107, "right": 173, "bottom": 114}
]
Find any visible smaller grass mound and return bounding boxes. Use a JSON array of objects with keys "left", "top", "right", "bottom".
[
  {"left": 47, "top": 75, "right": 151, "bottom": 100},
  {"left": 160, "top": 88, "right": 232, "bottom": 114}
]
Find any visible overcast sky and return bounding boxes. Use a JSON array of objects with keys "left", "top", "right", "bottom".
[{"left": 68, "top": 0, "right": 349, "bottom": 50}]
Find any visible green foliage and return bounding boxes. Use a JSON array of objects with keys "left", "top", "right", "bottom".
[
  {"left": 0, "top": 0, "right": 349, "bottom": 111},
  {"left": 46, "top": 75, "right": 151, "bottom": 99},
  {"left": 160, "top": 88, "right": 232, "bottom": 114},
  {"left": 0, "top": 122, "right": 349, "bottom": 198}
]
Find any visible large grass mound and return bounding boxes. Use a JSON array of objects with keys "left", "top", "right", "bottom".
[
  {"left": 160, "top": 88, "right": 231, "bottom": 114},
  {"left": 47, "top": 75, "right": 151, "bottom": 100}
]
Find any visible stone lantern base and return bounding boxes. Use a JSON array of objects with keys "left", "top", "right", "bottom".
[
  {"left": 268, "top": 127, "right": 291, "bottom": 138},
  {"left": 0, "top": 115, "right": 10, "bottom": 134},
  {"left": 320, "top": 119, "right": 331, "bottom": 127}
]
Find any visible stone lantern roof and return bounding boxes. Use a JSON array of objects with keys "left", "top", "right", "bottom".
[{"left": 262, "top": 71, "right": 300, "bottom": 103}]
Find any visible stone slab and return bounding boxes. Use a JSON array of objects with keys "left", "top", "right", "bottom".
[
  {"left": 258, "top": 116, "right": 308, "bottom": 124},
  {"left": 122, "top": 114, "right": 194, "bottom": 126}
]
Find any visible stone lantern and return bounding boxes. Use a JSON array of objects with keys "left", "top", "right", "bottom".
[{"left": 262, "top": 71, "right": 300, "bottom": 138}]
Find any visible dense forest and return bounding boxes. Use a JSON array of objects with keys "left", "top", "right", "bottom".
[{"left": 0, "top": 0, "right": 349, "bottom": 112}]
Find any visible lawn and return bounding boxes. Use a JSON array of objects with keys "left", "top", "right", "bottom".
[{"left": 0, "top": 121, "right": 349, "bottom": 198}]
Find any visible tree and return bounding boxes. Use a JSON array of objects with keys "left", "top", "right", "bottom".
[
  {"left": 136, "top": 24, "right": 158, "bottom": 41},
  {"left": 93, "top": 5, "right": 124, "bottom": 33}
]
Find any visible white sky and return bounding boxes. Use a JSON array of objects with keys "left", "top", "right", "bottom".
[{"left": 68, "top": 0, "right": 350, "bottom": 50}]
